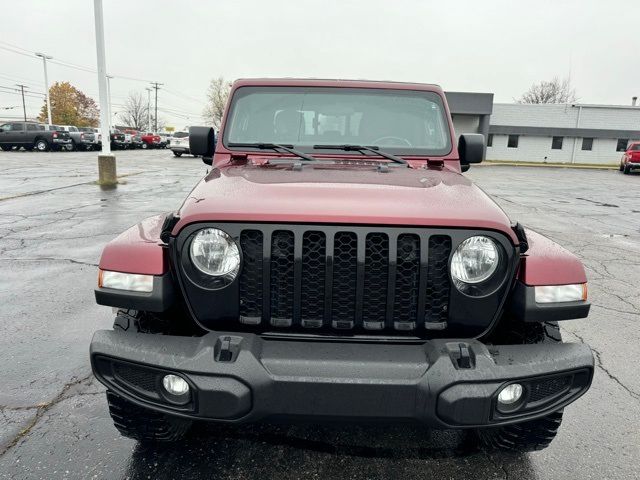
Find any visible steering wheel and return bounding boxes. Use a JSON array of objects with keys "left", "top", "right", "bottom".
[{"left": 371, "top": 136, "right": 412, "bottom": 146}]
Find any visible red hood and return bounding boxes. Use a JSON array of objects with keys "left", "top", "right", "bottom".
[{"left": 173, "top": 164, "right": 517, "bottom": 243}]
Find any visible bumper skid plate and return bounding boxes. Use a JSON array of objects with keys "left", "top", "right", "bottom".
[{"left": 90, "top": 330, "right": 593, "bottom": 427}]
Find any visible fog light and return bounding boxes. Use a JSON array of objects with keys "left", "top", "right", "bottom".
[
  {"left": 162, "top": 374, "right": 189, "bottom": 396},
  {"left": 498, "top": 383, "right": 523, "bottom": 406}
]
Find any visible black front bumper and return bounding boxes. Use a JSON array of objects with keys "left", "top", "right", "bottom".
[{"left": 90, "top": 330, "right": 593, "bottom": 428}]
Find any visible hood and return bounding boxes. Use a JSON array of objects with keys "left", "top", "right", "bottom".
[{"left": 174, "top": 163, "right": 517, "bottom": 243}]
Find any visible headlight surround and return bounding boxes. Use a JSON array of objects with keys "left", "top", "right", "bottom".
[
  {"left": 189, "top": 228, "right": 240, "bottom": 282},
  {"left": 451, "top": 236, "right": 505, "bottom": 296}
]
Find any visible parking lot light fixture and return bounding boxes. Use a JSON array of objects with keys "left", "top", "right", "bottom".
[
  {"left": 35, "top": 52, "right": 53, "bottom": 125},
  {"left": 92, "top": 0, "right": 116, "bottom": 185}
]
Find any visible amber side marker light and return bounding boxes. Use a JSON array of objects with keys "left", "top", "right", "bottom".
[
  {"left": 534, "top": 283, "right": 587, "bottom": 303},
  {"left": 98, "top": 269, "right": 154, "bottom": 293}
]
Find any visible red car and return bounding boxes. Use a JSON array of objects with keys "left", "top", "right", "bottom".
[
  {"left": 140, "top": 132, "right": 161, "bottom": 149},
  {"left": 619, "top": 142, "right": 640, "bottom": 174},
  {"left": 91, "top": 79, "right": 593, "bottom": 451}
]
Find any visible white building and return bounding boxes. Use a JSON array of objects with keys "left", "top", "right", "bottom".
[{"left": 486, "top": 103, "right": 640, "bottom": 165}]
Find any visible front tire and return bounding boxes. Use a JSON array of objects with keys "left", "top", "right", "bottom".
[
  {"left": 141, "top": 142, "right": 148, "bottom": 149},
  {"left": 106, "top": 390, "right": 192, "bottom": 442},
  {"left": 474, "top": 322, "right": 565, "bottom": 452},
  {"left": 623, "top": 165, "right": 631, "bottom": 174}
]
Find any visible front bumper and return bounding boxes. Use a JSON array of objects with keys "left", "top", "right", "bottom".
[{"left": 91, "top": 330, "right": 593, "bottom": 427}]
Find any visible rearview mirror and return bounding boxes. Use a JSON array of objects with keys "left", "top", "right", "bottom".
[
  {"left": 458, "top": 134, "right": 484, "bottom": 171},
  {"left": 189, "top": 126, "right": 216, "bottom": 165}
]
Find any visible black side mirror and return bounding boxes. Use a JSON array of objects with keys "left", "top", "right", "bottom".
[
  {"left": 458, "top": 133, "right": 484, "bottom": 171},
  {"left": 189, "top": 126, "right": 216, "bottom": 165}
]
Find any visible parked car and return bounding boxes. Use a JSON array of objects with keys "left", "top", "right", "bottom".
[
  {"left": 158, "top": 133, "right": 170, "bottom": 148},
  {"left": 131, "top": 134, "right": 143, "bottom": 149},
  {"left": 122, "top": 132, "right": 133, "bottom": 149},
  {"left": 57, "top": 125, "right": 96, "bottom": 151},
  {"left": 0, "top": 121, "right": 71, "bottom": 152},
  {"left": 169, "top": 131, "right": 191, "bottom": 157},
  {"left": 91, "top": 78, "right": 594, "bottom": 452},
  {"left": 619, "top": 142, "right": 640, "bottom": 174},
  {"left": 91, "top": 128, "right": 103, "bottom": 149},
  {"left": 140, "top": 132, "right": 161, "bottom": 149},
  {"left": 110, "top": 129, "right": 126, "bottom": 150},
  {"left": 79, "top": 127, "right": 101, "bottom": 150}
]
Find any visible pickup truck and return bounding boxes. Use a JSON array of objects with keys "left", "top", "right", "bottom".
[
  {"left": 110, "top": 130, "right": 126, "bottom": 150},
  {"left": 0, "top": 121, "right": 71, "bottom": 152},
  {"left": 619, "top": 142, "right": 640, "bottom": 174},
  {"left": 91, "top": 78, "right": 593, "bottom": 452},
  {"left": 140, "top": 132, "right": 161, "bottom": 149},
  {"left": 58, "top": 125, "right": 96, "bottom": 151}
]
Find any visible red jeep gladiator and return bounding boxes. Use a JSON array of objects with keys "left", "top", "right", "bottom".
[
  {"left": 620, "top": 142, "right": 640, "bottom": 174},
  {"left": 91, "top": 79, "right": 593, "bottom": 451}
]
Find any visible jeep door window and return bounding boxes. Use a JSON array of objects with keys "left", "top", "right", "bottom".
[{"left": 224, "top": 87, "right": 451, "bottom": 156}]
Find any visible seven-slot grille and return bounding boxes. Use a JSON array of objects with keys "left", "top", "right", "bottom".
[{"left": 238, "top": 227, "right": 452, "bottom": 332}]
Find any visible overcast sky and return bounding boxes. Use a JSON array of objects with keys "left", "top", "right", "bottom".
[{"left": 1, "top": 0, "right": 638, "bottom": 129}]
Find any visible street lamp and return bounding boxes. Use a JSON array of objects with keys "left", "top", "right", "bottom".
[
  {"left": 35, "top": 52, "right": 53, "bottom": 125},
  {"left": 106, "top": 74, "right": 113, "bottom": 131},
  {"left": 145, "top": 87, "right": 152, "bottom": 132}
]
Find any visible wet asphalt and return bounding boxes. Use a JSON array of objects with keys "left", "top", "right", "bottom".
[{"left": 0, "top": 149, "right": 638, "bottom": 479}]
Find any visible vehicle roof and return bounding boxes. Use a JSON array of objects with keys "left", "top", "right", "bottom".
[{"left": 232, "top": 78, "right": 444, "bottom": 93}]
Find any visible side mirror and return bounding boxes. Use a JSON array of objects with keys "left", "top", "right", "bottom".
[
  {"left": 458, "top": 133, "right": 484, "bottom": 171},
  {"left": 189, "top": 126, "right": 216, "bottom": 165}
]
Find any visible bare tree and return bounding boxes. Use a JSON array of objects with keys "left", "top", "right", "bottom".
[
  {"left": 117, "top": 92, "right": 149, "bottom": 130},
  {"left": 203, "top": 77, "right": 232, "bottom": 129},
  {"left": 518, "top": 77, "right": 577, "bottom": 104}
]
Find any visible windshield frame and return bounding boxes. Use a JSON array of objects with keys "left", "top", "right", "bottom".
[{"left": 222, "top": 86, "right": 453, "bottom": 157}]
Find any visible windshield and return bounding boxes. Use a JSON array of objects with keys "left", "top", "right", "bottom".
[
  {"left": 630, "top": 144, "right": 640, "bottom": 151},
  {"left": 174, "top": 131, "right": 189, "bottom": 138},
  {"left": 224, "top": 87, "right": 451, "bottom": 156}
]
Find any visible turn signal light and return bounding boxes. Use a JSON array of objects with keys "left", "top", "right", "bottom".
[
  {"left": 534, "top": 283, "right": 587, "bottom": 303},
  {"left": 98, "top": 269, "right": 154, "bottom": 292}
]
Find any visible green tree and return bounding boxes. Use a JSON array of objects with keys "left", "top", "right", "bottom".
[{"left": 38, "top": 81, "right": 99, "bottom": 127}]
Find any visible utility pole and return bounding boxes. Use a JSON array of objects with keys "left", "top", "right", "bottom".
[
  {"left": 145, "top": 87, "right": 152, "bottom": 132},
  {"left": 35, "top": 52, "right": 53, "bottom": 125},
  {"left": 93, "top": 0, "right": 116, "bottom": 185},
  {"left": 150, "top": 82, "right": 163, "bottom": 132},
  {"left": 16, "top": 84, "right": 27, "bottom": 121}
]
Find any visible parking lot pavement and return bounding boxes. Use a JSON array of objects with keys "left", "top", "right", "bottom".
[{"left": 0, "top": 150, "right": 639, "bottom": 479}]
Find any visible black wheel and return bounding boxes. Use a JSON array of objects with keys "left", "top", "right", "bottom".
[
  {"left": 623, "top": 165, "right": 631, "bottom": 174},
  {"left": 474, "top": 322, "right": 564, "bottom": 452},
  {"left": 141, "top": 142, "right": 148, "bottom": 149},
  {"left": 35, "top": 139, "right": 49, "bottom": 152},
  {"left": 1, "top": 145, "right": 13, "bottom": 151},
  {"left": 106, "top": 390, "right": 192, "bottom": 442},
  {"left": 173, "top": 151, "right": 183, "bottom": 157}
]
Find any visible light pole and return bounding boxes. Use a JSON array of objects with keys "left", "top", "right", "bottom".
[
  {"left": 35, "top": 52, "right": 53, "bottom": 125},
  {"left": 145, "top": 87, "right": 152, "bottom": 132},
  {"left": 106, "top": 74, "right": 113, "bottom": 131},
  {"left": 93, "top": 0, "right": 116, "bottom": 185}
]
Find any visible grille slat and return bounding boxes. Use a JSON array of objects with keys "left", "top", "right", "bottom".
[
  {"left": 270, "top": 230, "right": 295, "bottom": 327},
  {"left": 363, "top": 233, "right": 389, "bottom": 330},
  {"left": 237, "top": 227, "right": 452, "bottom": 334},
  {"left": 239, "top": 230, "right": 263, "bottom": 324}
]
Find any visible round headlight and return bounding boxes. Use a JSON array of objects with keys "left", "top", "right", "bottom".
[
  {"left": 451, "top": 236, "right": 499, "bottom": 285},
  {"left": 190, "top": 228, "right": 240, "bottom": 278}
]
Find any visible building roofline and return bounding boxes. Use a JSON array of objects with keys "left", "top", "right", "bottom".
[{"left": 494, "top": 102, "right": 640, "bottom": 110}]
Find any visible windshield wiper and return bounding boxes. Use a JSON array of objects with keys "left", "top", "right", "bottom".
[
  {"left": 227, "top": 142, "right": 318, "bottom": 162},
  {"left": 313, "top": 144, "right": 408, "bottom": 165}
]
